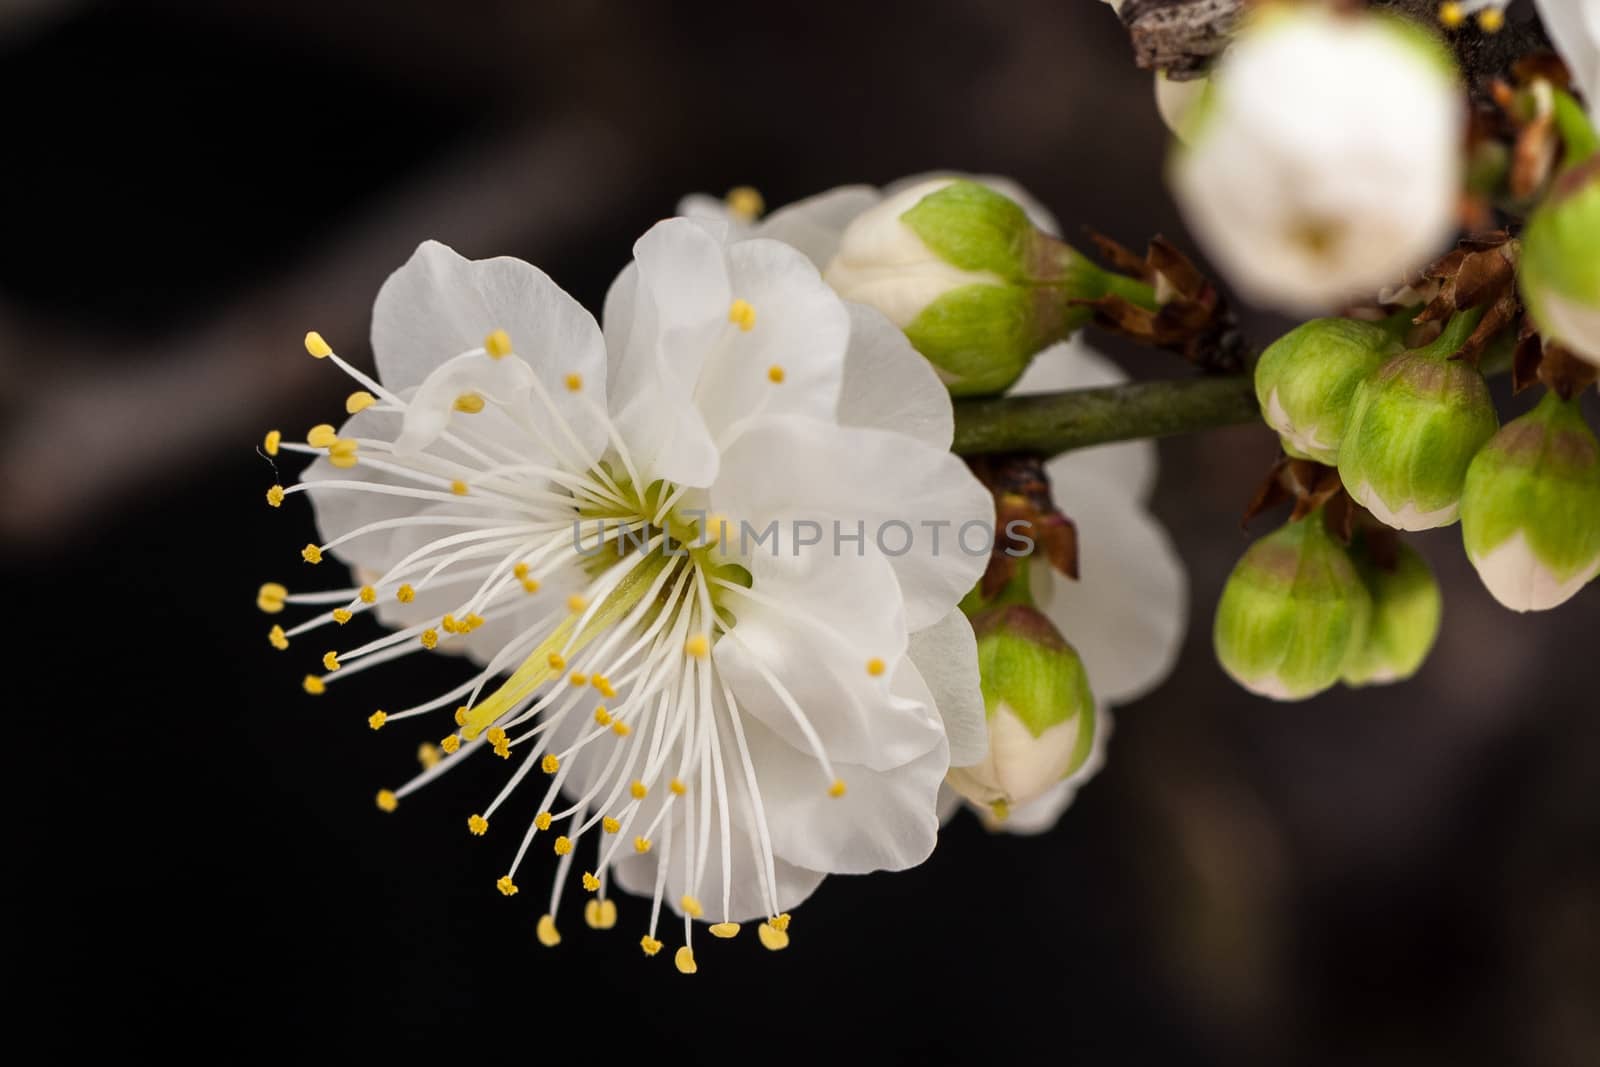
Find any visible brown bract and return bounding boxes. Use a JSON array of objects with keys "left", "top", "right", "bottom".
[{"left": 965, "top": 454, "right": 1079, "bottom": 599}]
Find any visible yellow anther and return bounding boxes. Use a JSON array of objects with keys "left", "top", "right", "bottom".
[
  {"left": 536, "top": 915, "right": 561, "bottom": 947},
  {"left": 569, "top": 672, "right": 588, "bottom": 687},
  {"left": 468, "top": 814, "right": 489, "bottom": 836},
  {"left": 266, "top": 484, "right": 285, "bottom": 508},
  {"left": 453, "top": 391, "right": 485, "bottom": 414},
  {"left": 767, "top": 364, "right": 785, "bottom": 384},
  {"left": 770, "top": 912, "right": 792, "bottom": 933},
  {"left": 328, "top": 438, "right": 359, "bottom": 469},
  {"left": 725, "top": 185, "right": 764, "bottom": 221},
  {"left": 990, "top": 798, "right": 1010, "bottom": 822},
  {"left": 595, "top": 677, "right": 616, "bottom": 699},
  {"left": 345, "top": 390, "right": 376, "bottom": 414},
  {"left": 301, "top": 544, "right": 323, "bottom": 564},
  {"left": 757, "top": 921, "right": 790, "bottom": 951},
  {"left": 417, "top": 742, "right": 441, "bottom": 769},
  {"left": 396, "top": 584, "right": 415, "bottom": 603},
  {"left": 602, "top": 817, "right": 621, "bottom": 834},
  {"left": 674, "top": 946, "right": 698, "bottom": 975},
  {"left": 496, "top": 875, "right": 518, "bottom": 896},
  {"left": 1438, "top": 2, "right": 1464, "bottom": 28},
  {"left": 612, "top": 720, "right": 631, "bottom": 737},
  {"left": 441, "top": 614, "right": 460, "bottom": 634},
  {"left": 368, "top": 711, "right": 387, "bottom": 730},
  {"left": 680, "top": 895, "right": 704, "bottom": 919},
  {"left": 513, "top": 562, "right": 531, "bottom": 579},
  {"left": 1477, "top": 7, "right": 1503, "bottom": 32},
  {"left": 257, "top": 582, "right": 288, "bottom": 613},
  {"left": 486, "top": 727, "right": 507, "bottom": 745},
  {"left": 542, "top": 753, "right": 561, "bottom": 774},
  {"left": 829, "top": 778, "right": 847, "bottom": 798},
  {"left": 450, "top": 479, "right": 469, "bottom": 496},
  {"left": 420, "top": 629, "right": 439, "bottom": 650},
  {"left": 534, "top": 811, "right": 553, "bottom": 831},
  {"left": 547, "top": 652, "right": 566, "bottom": 670},
  {"left": 553, "top": 835, "right": 573, "bottom": 856},
  {"left": 594, "top": 706, "right": 611, "bottom": 726},
  {"left": 375, "top": 789, "right": 398, "bottom": 812},
  {"left": 306, "top": 424, "right": 337, "bottom": 448},
  {"left": 669, "top": 778, "right": 686, "bottom": 796},
  {"left": 866, "top": 657, "right": 886, "bottom": 677},
  {"left": 304, "top": 331, "right": 333, "bottom": 358},
  {"left": 263, "top": 429, "right": 281, "bottom": 456},
  {"left": 634, "top": 836, "right": 651, "bottom": 854},
  {"left": 492, "top": 738, "right": 511, "bottom": 759},
  {"left": 454, "top": 706, "right": 468, "bottom": 727},
  {"left": 322, "top": 650, "right": 341, "bottom": 672},
  {"left": 268, "top": 625, "right": 289, "bottom": 651},
  {"left": 359, "top": 585, "right": 377, "bottom": 604},
  {"left": 463, "top": 617, "right": 484, "bottom": 635},
  {"left": 485, "top": 328, "right": 513, "bottom": 358},
  {"left": 640, "top": 935, "right": 663, "bottom": 956},
  {"left": 586, "top": 898, "right": 618, "bottom": 930},
  {"left": 684, "top": 633, "right": 710, "bottom": 659},
  {"left": 709, "top": 922, "right": 741, "bottom": 939},
  {"left": 332, "top": 608, "right": 353, "bottom": 625},
  {"left": 582, "top": 872, "right": 600, "bottom": 892},
  {"left": 566, "top": 594, "right": 587, "bottom": 613},
  {"left": 521, "top": 578, "right": 540, "bottom": 594},
  {"left": 441, "top": 733, "right": 461, "bottom": 754},
  {"left": 303, "top": 675, "right": 325, "bottom": 696},
  {"left": 630, "top": 780, "right": 648, "bottom": 800},
  {"left": 564, "top": 372, "right": 583, "bottom": 392},
  {"left": 728, "top": 298, "right": 756, "bottom": 331}
]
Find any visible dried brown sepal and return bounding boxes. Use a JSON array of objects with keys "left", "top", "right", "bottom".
[
  {"left": 1512, "top": 318, "right": 1544, "bottom": 394},
  {"left": 1537, "top": 344, "right": 1600, "bottom": 401},
  {"left": 1510, "top": 109, "right": 1558, "bottom": 201},
  {"left": 1450, "top": 290, "right": 1522, "bottom": 367},
  {"left": 965, "top": 454, "right": 1079, "bottom": 599},
  {"left": 1242, "top": 457, "right": 1344, "bottom": 529}
]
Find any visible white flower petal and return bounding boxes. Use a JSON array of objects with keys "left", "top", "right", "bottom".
[
  {"left": 753, "top": 185, "right": 882, "bottom": 268},
  {"left": 1030, "top": 489, "right": 1187, "bottom": 706},
  {"left": 610, "top": 844, "right": 826, "bottom": 925},
  {"left": 741, "top": 715, "right": 947, "bottom": 874},
  {"left": 836, "top": 302, "right": 955, "bottom": 450},
  {"left": 979, "top": 708, "right": 1114, "bottom": 836},
  {"left": 1536, "top": 0, "right": 1600, "bottom": 123},
  {"left": 370, "top": 240, "right": 609, "bottom": 458},
  {"left": 906, "top": 609, "right": 987, "bottom": 767},
  {"left": 1015, "top": 339, "right": 1158, "bottom": 504},
  {"left": 716, "top": 551, "right": 936, "bottom": 771},
  {"left": 710, "top": 414, "right": 992, "bottom": 630}
]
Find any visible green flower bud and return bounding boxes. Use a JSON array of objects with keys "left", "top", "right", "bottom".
[
  {"left": 946, "top": 605, "right": 1096, "bottom": 819},
  {"left": 1254, "top": 317, "right": 1400, "bottom": 464},
  {"left": 1520, "top": 157, "right": 1600, "bottom": 367},
  {"left": 1341, "top": 540, "right": 1442, "bottom": 686},
  {"left": 824, "top": 178, "right": 1152, "bottom": 396},
  {"left": 1213, "top": 514, "right": 1373, "bottom": 701},
  {"left": 1459, "top": 391, "right": 1600, "bottom": 612},
  {"left": 1338, "top": 310, "right": 1500, "bottom": 531}
]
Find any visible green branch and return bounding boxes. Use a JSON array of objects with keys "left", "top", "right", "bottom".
[{"left": 952, "top": 374, "right": 1260, "bottom": 457}]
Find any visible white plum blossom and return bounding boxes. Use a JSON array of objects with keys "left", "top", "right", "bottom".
[
  {"left": 262, "top": 224, "right": 993, "bottom": 970},
  {"left": 1169, "top": 7, "right": 1464, "bottom": 313}
]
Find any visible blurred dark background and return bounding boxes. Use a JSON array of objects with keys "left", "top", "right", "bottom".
[{"left": 4, "top": 1, "right": 1595, "bottom": 1061}]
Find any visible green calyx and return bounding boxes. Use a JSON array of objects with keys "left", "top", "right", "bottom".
[
  {"left": 970, "top": 605, "right": 1095, "bottom": 743},
  {"left": 1338, "top": 308, "right": 1501, "bottom": 530},
  {"left": 1255, "top": 317, "right": 1401, "bottom": 465},
  {"left": 1213, "top": 512, "right": 1373, "bottom": 701},
  {"left": 1341, "top": 539, "right": 1442, "bottom": 687},
  {"left": 899, "top": 181, "right": 1155, "bottom": 397},
  {"left": 1460, "top": 391, "right": 1600, "bottom": 583}
]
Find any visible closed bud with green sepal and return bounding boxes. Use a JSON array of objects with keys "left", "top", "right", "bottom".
[
  {"left": 1520, "top": 156, "right": 1600, "bottom": 368},
  {"left": 946, "top": 605, "right": 1097, "bottom": 821},
  {"left": 1338, "top": 308, "right": 1500, "bottom": 531},
  {"left": 1341, "top": 539, "right": 1442, "bottom": 686},
  {"left": 1460, "top": 391, "right": 1600, "bottom": 612},
  {"left": 1255, "top": 317, "right": 1401, "bottom": 464},
  {"left": 824, "top": 178, "right": 1154, "bottom": 396},
  {"left": 1213, "top": 512, "right": 1373, "bottom": 701}
]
